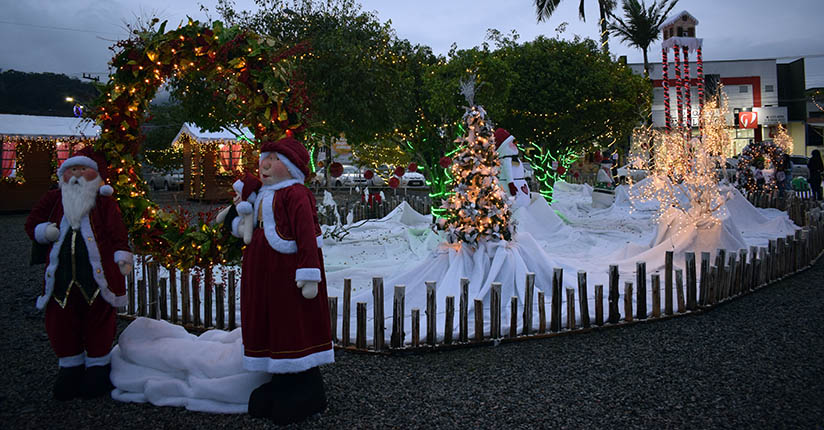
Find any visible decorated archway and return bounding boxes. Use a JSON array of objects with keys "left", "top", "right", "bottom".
[{"left": 86, "top": 19, "right": 309, "bottom": 269}]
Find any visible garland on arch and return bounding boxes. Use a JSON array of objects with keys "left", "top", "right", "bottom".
[
  {"left": 87, "top": 19, "right": 310, "bottom": 270},
  {"left": 736, "top": 139, "right": 785, "bottom": 194}
]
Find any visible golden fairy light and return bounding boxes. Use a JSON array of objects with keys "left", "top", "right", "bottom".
[{"left": 629, "top": 92, "right": 734, "bottom": 229}]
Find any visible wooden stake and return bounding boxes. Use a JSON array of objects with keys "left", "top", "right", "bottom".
[
  {"left": 391, "top": 285, "right": 405, "bottom": 348},
  {"left": 137, "top": 278, "right": 146, "bottom": 317},
  {"left": 148, "top": 262, "right": 158, "bottom": 319},
  {"left": 181, "top": 270, "right": 190, "bottom": 325},
  {"left": 373, "top": 277, "right": 385, "bottom": 351},
  {"left": 203, "top": 270, "right": 213, "bottom": 328},
  {"left": 565, "top": 288, "right": 576, "bottom": 330},
  {"left": 329, "top": 297, "right": 338, "bottom": 344},
  {"left": 356, "top": 302, "right": 366, "bottom": 349},
  {"left": 474, "top": 299, "right": 484, "bottom": 342},
  {"left": 550, "top": 268, "right": 563, "bottom": 332},
  {"left": 215, "top": 279, "right": 224, "bottom": 329},
  {"left": 426, "top": 281, "right": 437, "bottom": 346},
  {"left": 523, "top": 273, "right": 535, "bottom": 335},
  {"left": 686, "top": 252, "right": 697, "bottom": 310},
  {"left": 169, "top": 268, "right": 178, "bottom": 324},
  {"left": 651, "top": 273, "right": 661, "bottom": 318},
  {"left": 227, "top": 270, "right": 236, "bottom": 330},
  {"left": 608, "top": 265, "right": 620, "bottom": 324},
  {"left": 594, "top": 285, "right": 604, "bottom": 326},
  {"left": 342, "top": 278, "right": 351, "bottom": 347},
  {"left": 460, "top": 278, "right": 469, "bottom": 343},
  {"left": 675, "top": 269, "right": 685, "bottom": 313},
  {"left": 192, "top": 273, "right": 201, "bottom": 327},
  {"left": 577, "top": 271, "right": 590, "bottom": 328},
  {"left": 411, "top": 309, "right": 420, "bottom": 348},
  {"left": 636, "top": 262, "right": 646, "bottom": 320},
  {"left": 491, "top": 282, "right": 501, "bottom": 339},
  {"left": 510, "top": 297, "right": 518, "bottom": 338},
  {"left": 538, "top": 291, "right": 546, "bottom": 333},
  {"left": 699, "top": 252, "right": 710, "bottom": 306},
  {"left": 665, "top": 251, "right": 673, "bottom": 315},
  {"left": 444, "top": 296, "right": 455, "bottom": 345},
  {"left": 624, "top": 282, "right": 633, "bottom": 322}
]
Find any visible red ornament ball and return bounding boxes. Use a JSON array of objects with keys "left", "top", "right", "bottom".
[
  {"left": 364, "top": 169, "right": 374, "bottom": 180},
  {"left": 439, "top": 157, "right": 452, "bottom": 168},
  {"left": 330, "top": 162, "right": 344, "bottom": 178},
  {"left": 408, "top": 162, "right": 417, "bottom": 172},
  {"left": 594, "top": 151, "right": 603, "bottom": 163},
  {"left": 394, "top": 166, "right": 405, "bottom": 177},
  {"left": 388, "top": 176, "right": 400, "bottom": 189},
  {"left": 557, "top": 165, "right": 566, "bottom": 175}
]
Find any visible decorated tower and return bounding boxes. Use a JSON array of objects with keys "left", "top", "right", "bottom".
[{"left": 660, "top": 11, "right": 703, "bottom": 133}]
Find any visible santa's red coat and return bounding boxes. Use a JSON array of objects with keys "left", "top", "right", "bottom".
[
  {"left": 239, "top": 181, "right": 333, "bottom": 374},
  {"left": 25, "top": 189, "right": 132, "bottom": 310}
]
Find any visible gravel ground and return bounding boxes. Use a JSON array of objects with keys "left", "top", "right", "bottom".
[{"left": 2, "top": 212, "right": 823, "bottom": 429}]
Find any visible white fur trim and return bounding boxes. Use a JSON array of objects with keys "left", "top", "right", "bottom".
[
  {"left": 85, "top": 351, "right": 112, "bottom": 367},
  {"left": 34, "top": 222, "right": 52, "bottom": 244},
  {"left": 276, "top": 153, "right": 306, "bottom": 182},
  {"left": 232, "top": 179, "right": 244, "bottom": 195},
  {"left": 255, "top": 186, "right": 323, "bottom": 253},
  {"left": 295, "top": 268, "right": 321, "bottom": 282},
  {"left": 242, "top": 345, "right": 334, "bottom": 374},
  {"left": 662, "top": 37, "right": 704, "bottom": 53},
  {"left": 99, "top": 184, "right": 113, "bottom": 196},
  {"left": 247, "top": 191, "right": 257, "bottom": 205},
  {"left": 37, "top": 215, "right": 124, "bottom": 310},
  {"left": 114, "top": 250, "right": 133, "bottom": 266},
  {"left": 57, "top": 156, "right": 98, "bottom": 179},
  {"left": 231, "top": 217, "right": 242, "bottom": 238},
  {"left": 237, "top": 201, "right": 253, "bottom": 216},
  {"left": 59, "top": 352, "right": 85, "bottom": 368},
  {"left": 497, "top": 135, "right": 518, "bottom": 157}
]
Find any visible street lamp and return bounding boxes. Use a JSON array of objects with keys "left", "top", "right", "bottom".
[{"left": 65, "top": 97, "right": 74, "bottom": 102}]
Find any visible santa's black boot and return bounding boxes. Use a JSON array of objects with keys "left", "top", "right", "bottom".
[
  {"left": 82, "top": 364, "right": 114, "bottom": 399},
  {"left": 270, "top": 368, "right": 327, "bottom": 425},
  {"left": 54, "top": 366, "right": 85, "bottom": 401},
  {"left": 248, "top": 374, "right": 278, "bottom": 418}
]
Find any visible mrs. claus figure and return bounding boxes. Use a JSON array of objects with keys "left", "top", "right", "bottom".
[
  {"left": 224, "top": 137, "right": 332, "bottom": 424},
  {"left": 24, "top": 147, "right": 133, "bottom": 400}
]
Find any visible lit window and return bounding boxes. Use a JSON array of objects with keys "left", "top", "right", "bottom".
[
  {"left": 1, "top": 141, "right": 17, "bottom": 178},
  {"left": 739, "top": 86, "right": 749, "bottom": 93},
  {"left": 218, "top": 142, "right": 244, "bottom": 174},
  {"left": 56, "top": 141, "right": 85, "bottom": 166}
]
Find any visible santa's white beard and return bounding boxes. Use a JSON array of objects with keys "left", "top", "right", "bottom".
[{"left": 61, "top": 176, "right": 101, "bottom": 229}]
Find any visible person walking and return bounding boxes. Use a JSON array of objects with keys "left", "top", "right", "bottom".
[{"left": 808, "top": 149, "right": 823, "bottom": 200}]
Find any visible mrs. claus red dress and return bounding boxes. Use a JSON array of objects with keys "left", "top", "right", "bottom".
[{"left": 237, "top": 180, "right": 333, "bottom": 374}]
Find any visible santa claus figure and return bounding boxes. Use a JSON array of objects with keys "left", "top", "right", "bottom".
[
  {"left": 494, "top": 128, "right": 531, "bottom": 208},
  {"left": 24, "top": 147, "right": 133, "bottom": 400},
  {"left": 224, "top": 137, "right": 332, "bottom": 424}
]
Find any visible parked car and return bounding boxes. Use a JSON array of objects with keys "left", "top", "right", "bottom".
[
  {"left": 147, "top": 168, "right": 183, "bottom": 191},
  {"left": 790, "top": 155, "right": 809, "bottom": 179},
  {"left": 334, "top": 165, "right": 385, "bottom": 187},
  {"left": 401, "top": 170, "right": 425, "bottom": 187}
]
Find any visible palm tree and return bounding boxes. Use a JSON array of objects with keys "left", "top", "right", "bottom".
[
  {"left": 607, "top": 0, "right": 679, "bottom": 77},
  {"left": 534, "top": 0, "right": 617, "bottom": 53}
]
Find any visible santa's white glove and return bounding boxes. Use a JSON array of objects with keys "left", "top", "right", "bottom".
[
  {"left": 296, "top": 280, "right": 318, "bottom": 299},
  {"left": 117, "top": 260, "right": 133, "bottom": 276},
  {"left": 239, "top": 214, "right": 254, "bottom": 245},
  {"left": 44, "top": 223, "right": 60, "bottom": 242}
]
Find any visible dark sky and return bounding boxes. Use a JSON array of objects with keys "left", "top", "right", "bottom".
[{"left": 1, "top": 0, "right": 822, "bottom": 87}]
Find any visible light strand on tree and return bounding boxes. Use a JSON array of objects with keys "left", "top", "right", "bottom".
[
  {"left": 662, "top": 45, "right": 671, "bottom": 132},
  {"left": 683, "top": 46, "right": 692, "bottom": 132},
  {"left": 674, "top": 45, "right": 684, "bottom": 130},
  {"left": 697, "top": 47, "right": 705, "bottom": 119}
]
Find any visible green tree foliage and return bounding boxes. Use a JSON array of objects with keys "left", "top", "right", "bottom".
[
  {"left": 0, "top": 70, "right": 98, "bottom": 116},
  {"left": 608, "top": 0, "right": 679, "bottom": 77},
  {"left": 495, "top": 35, "right": 650, "bottom": 156},
  {"left": 216, "top": 0, "right": 408, "bottom": 150}
]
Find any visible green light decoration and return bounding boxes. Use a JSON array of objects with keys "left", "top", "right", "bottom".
[{"left": 519, "top": 141, "right": 578, "bottom": 203}]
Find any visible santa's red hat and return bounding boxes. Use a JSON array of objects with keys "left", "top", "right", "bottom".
[
  {"left": 57, "top": 146, "right": 113, "bottom": 196},
  {"left": 494, "top": 128, "right": 518, "bottom": 157},
  {"left": 232, "top": 172, "right": 262, "bottom": 215},
  {"left": 259, "top": 137, "right": 310, "bottom": 181}
]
